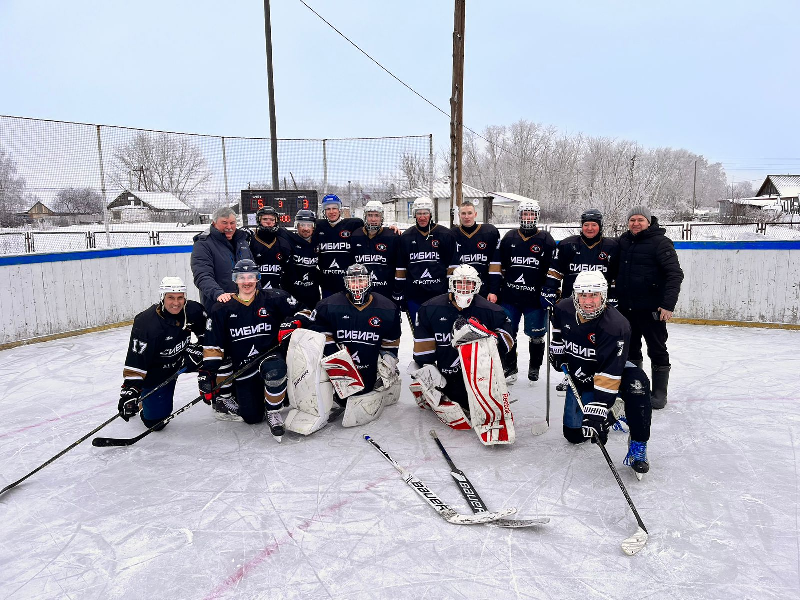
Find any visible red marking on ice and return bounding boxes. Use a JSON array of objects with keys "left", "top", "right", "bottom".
[
  {"left": 202, "top": 457, "right": 435, "bottom": 600},
  {"left": 0, "top": 401, "right": 115, "bottom": 439}
]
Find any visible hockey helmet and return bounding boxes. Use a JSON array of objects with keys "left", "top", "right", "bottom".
[
  {"left": 159, "top": 276, "right": 187, "bottom": 300},
  {"left": 412, "top": 197, "right": 434, "bottom": 216},
  {"left": 231, "top": 258, "right": 261, "bottom": 283},
  {"left": 294, "top": 209, "right": 316, "bottom": 227},
  {"left": 517, "top": 199, "right": 540, "bottom": 230},
  {"left": 581, "top": 208, "right": 603, "bottom": 227},
  {"left": 256, "top": 205, "right": 279, "bottom": 232},
  {"left": 448, "top": 264, "right": 482, "bottom": 309},
  {"left": 344, "top": 263, "right": 371, "bottom": 305},
  {"left": 321, "top": 194, "right": 342, "bottom": 210},
  {"left": 364, "top": 200, "right": 384, "bottom": 232},
  {"left": 572, "top": 270, "right": 608, "bottom": 320}
]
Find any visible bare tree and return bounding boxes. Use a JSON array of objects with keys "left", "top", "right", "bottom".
[
  {"left": 399, "top": 152, "right": 430, "bottom": 190},
  {"left": 0, "top": 147, "right": 27, "bottom": 226},
  {"left": 54, "top": 187, "right": 103, "bottom": 214},
  {"left": 111, "top": 132, "right": 212, "bottom": 204}
]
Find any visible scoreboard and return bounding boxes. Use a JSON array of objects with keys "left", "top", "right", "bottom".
[{"left": 240, "top": 190, "right": 318, "bottom": 228}]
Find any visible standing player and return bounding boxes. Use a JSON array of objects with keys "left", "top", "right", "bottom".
[
  {"left": 549, "top": 271, "right": 652, "bottom": 475},
  {"left": 283, "top": 209, "right": 321, "bottom": 310},
  {"left": 543, "top": 208, "right": 620, "bottom": 392},
  {"left": 200, "top": 259, "right": 308, "bottom": 440},
  {"left": 118, "top": 277, "right": 206, "bottom": 430},
  {"left": 316, "top": 194, "right": 364, "bottom": 299},
  {"left": 449, "top": 200, "right": 501, "bottom": 302},
  {"left": 498, "top": 199, "right": 556, "bottom": 383},
  {"left": 249, "top": 206, "right": 292, "bottom": 291},
  {"left": 394, "top": 197, "right": 456, "bottom": 324},
  {"left": 350, "top": 201, "right": 400, "bottom": 299}
]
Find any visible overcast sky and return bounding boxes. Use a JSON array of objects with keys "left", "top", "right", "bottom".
[{"left": 1, "top": 0, "right": 798, "bottom": 186}]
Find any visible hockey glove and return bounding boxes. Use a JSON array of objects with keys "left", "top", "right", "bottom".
[
  {"left": 540, "top": 287, "right": 559, "bottom": 309},
  {"left": 118, "top": 385, "right": 141, "bottom": 422},
  {"left": 548, "top": 342, "right": 565, "bottom": 371},
  {"left": 197, "top": 370, "right": 216, "bottom": 405},
  {"left": 582, "top": 401, "right": 610, "bottom": 444},
  {"left": 183, "top": 343, "right": 203, "bottom": 373},
  {"left": 278, "top": 320, "right": 302, "bottom": 347}
]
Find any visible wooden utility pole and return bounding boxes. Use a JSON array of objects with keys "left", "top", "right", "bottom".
[
  {"left": 449, "top": 0, "right": 465, "bottom": 227},
  {"left": 692, "top": 159, "right": 697, "bottom": 214},
  {"left": 264, "top": 0, "right": 279, "bottom": 190}
]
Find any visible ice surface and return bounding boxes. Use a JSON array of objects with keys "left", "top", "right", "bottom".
[{"left": 1, "top": 321, "right": 799, "bottom": 599}]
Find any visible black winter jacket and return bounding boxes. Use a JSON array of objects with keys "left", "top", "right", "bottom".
[
  {"left": 191, "top": 227, "right": 253, "bottom": 310},
  {"left": 615, "top": 216, "right": 683, "bottom": 312}
]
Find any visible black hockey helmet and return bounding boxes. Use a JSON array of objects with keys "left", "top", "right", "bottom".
[
  {"left": 580, "top": 208, "right": 603, "bottom": 227},
  {"left": 344, "top": 263, "right": 371, "bottom": 305},
  {"left": 294, "top": 209, "right": 316, "bottom": 228},
  {"left": 256, "top": 206, "right": 279, "bottom": 232},
  {"left": 231, "top": 258, "right": 261, "bottom": 283}
]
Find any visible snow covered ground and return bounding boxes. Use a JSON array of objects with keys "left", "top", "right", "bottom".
[{"left": 1, "top": 321, "right": 799, "bottom": 599}]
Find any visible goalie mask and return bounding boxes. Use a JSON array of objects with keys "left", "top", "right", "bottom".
[
  {"left": 572, "top": 270, "right": 608, "bottom": 320},
  {"left": 344, "top": 264, "right": 371, "bottom": 305},
  {"left": 448, "top": 264, "right": 482, "bottom": 309},
  {"left": 364, "top": 200, "right": 384, "bottom": 232},
  {"left": 518, "top": 199, "right": 540, "bottom": 231}
]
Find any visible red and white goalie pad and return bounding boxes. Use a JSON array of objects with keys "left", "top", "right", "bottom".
[
  {"left": 322, "top": 347, "right": 365, "bottom": 399},
  {"left": 408, "top": 363, "right": 471, "bottom": 430},
  {"left": 458, "top": 335, "right": 515, "bottom": 445},
  {"left": 285, "top": 329, "right": 335, "bottom": 435}
]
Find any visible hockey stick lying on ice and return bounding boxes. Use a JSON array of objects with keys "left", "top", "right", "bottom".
[
  {"left": 92, "top": 349, "right": 276, "bottom": 447},
  {"left": 1, "top": 367, "right": 188, "bottom": 496},
  {"left": 364, "top": 435, "right": 517, "bottom": 525},
  {"left": 561, "top": 366, "right": 649, "bottom": 556},
  {"left": 429, "top": 429, "right": 549, "bottom": 527}
]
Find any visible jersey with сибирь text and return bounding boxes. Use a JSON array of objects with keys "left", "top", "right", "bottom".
[
  {"left": 545, "top": 234, "right": 619, "bottom": 298},
  {"left": 449, "top": 223, "right": 502, "bottom": 297},
  {"left": 350, "top": 226, "right": 400, "bottom": 298},
  {"left": 316, "top": 217, "right": 363, "bottom": 294},
  {"left": 499, "top": 228, "right": 556, "bottom": 305},
  {"left": 395, "top": 224, "right": 456, "bottom": 304}
]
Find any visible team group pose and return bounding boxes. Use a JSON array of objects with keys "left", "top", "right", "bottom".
[{"left": 118, "top": 196, "right": 682, "bottom": 476}]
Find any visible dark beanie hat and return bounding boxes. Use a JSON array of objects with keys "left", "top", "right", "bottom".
[{"left": 627, "top": 206, "right": 652, "bottom": 223}]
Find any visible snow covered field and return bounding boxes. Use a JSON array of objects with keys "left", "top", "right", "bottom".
[{"left": 1, "top": 321, "right": 799, "bottom": 599}]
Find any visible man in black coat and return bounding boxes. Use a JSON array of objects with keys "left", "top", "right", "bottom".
[
  {"left": 615, "top": 206, "right": 684, "bottom": 409},
  {"left": 191, "top": 207, "right": 254, "bottom": 311}
]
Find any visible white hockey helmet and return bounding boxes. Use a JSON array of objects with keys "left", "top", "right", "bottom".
[
  {"left": 517, "top": 199, "right": 541, "bottom": 230},
  {"left": 159, "top": 276, "right": 187, "bottom": 301},
  {"left": 412, "top": 196, "right": 434, "bottom": 217},
  {"left": 572, "top": 270, "right": 608, "bottom": 320},
  {"left": 448, "top": 264, "right": 482, "bottom": 309},
  {"left": 364, "top": 200, "right": 384, "bottom": 231}
]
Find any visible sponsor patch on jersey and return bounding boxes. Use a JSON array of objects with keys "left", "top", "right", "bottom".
[
  {"left": 588, "top": 333, "right": 596, "bottom": 344},
  {"left": 617, "top": 339, "right": 625, "bottom": 356},
  {"left": 530, "top": 244, "right": 541, "bottom": 253},
  {"left": 598, "top": 251, "right": 609, "bottom": 260},
  {"left": 258, "top": 308, "right": 269, "bottom": 318},
  {"left": 340, "top": 230, "right": 351, "bottom": 238},
  {"left": 477, "top": 241, "right": 487, "bottom": 249},
  {"left": 287, "top": 296, "right": 297, "bottom": 305},
  {"left": 276, "top": 253, "right": 282, "bottom": 260},
  {"left": 368, "top": 316, "right": 382, "bottom": 327},
  {"left": 376, "top": 243, "right": 387, "bottom": 251},
  {"left": 431, "top": 239, "right": 439, "bottom": 248}
]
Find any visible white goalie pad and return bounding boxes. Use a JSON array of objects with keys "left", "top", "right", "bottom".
[
  {"left": 409, "top": 363, "right": 471, "bottom": 430},
  {"left": 458, "top": 335, "right": 515, "bottom": 445},
  {"left": 322, "top": 347, "right": 365, "bottom": 399},
  {"left": 377, "top": 352, "right": 400, "bottom": 405},
  {"left": 285, "top": 329, "right": 335, "bottom": 435},
  {"left": 342, "top": 388, "right": 385, "bottom": 427}
]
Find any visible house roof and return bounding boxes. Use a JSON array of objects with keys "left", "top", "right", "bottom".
[
  {"left": 389, "top": 177, "right": 490, "bottom": 201},
  {"left": 489, "top": 191, "right": 535, "bottom": 205},
  {"left": 756, "top": 175, "right": 800, "bottom": 198},
  {"left": 111, "top": 191, "right": 191, "bottom": 211}
]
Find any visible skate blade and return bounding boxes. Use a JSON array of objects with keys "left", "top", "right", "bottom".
[{"left": 634, "top": 471, "right": 643, "bottom": 481}]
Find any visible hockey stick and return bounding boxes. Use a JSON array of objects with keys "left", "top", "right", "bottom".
[
  {"left": 561, "top": 366, "right": 649, "bottom": 555},
  {"left": 0, "top": 367, "right": 188, "bottom": 496},
  {"left": 363, "top": 435, "right": 516, "bottom": 525},
  {"left": 92, "top": 349, "right": 276, "bottom": 447},
  {"left": 531, "top": 309, "right": 551, "bottom": 436},
  {"left": 429, "top": 430, "right": 549, "bottom": 527}
]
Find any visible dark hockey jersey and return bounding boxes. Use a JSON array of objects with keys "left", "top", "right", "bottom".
[
  {"left": 308, "top": 291, "right": 401, "bottom": 391},
  {"left": 316, "top": 217, "right": 364, "bottom": 294},
  {"left": 350, "top": 226, "right": 400, "bottom": 297},
  {"left": 449, "top": 223, "right": 501, "bottom": 296},
  {"left": 550, "top": 299, "right": 631, "bottom": 408},
  {"left": 249, "top": 229, "right": 293, "bottom": 291},
  {"left": 203, "top": 289, "right": 305, "bottom": 380},
  {"left": 499, "top": 228, "right": 556, "bottom": 305},
  {"left": 281, "top": 229, "right": 321, "bottom": 309},
  {"left": 413, "top": 294, "right": 514, "bottom": 377},
  {"left": 545, "top": 235, "right": 619, "bottom": 298},
  {"left": 395, "top": 224, "right": 456, "bottom": 304},
  {"left": 123, "top": 300, "right": 207, "bottom": 390}
]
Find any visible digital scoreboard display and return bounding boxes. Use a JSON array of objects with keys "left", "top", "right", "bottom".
[{"left": 240, "top": 190, "right": 318, "bottom": 228}]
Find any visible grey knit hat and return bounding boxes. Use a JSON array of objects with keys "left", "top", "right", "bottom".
[{"left": 627, "top": 205, "right": 652, "bottom": 223}]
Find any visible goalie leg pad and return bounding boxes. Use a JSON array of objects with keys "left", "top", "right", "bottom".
[
  {"left": 285, "top": 329, "right": 335, "bottom": 435},
  {"left": 458, "top": 336, "right": 515, "bottom": 445},
  {"left": 322, "top": 347, "right": 365, "bottom": 399},
  {"left": 409, "top": 363, "right": 470, "bottom": 429},
  {"left": 342, "top": 388, "right": 386, "bottom": 427}
]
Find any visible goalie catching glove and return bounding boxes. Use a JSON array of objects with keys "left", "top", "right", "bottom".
[{"left": 451, "top": 316, "right": 496, "bottom": 347}]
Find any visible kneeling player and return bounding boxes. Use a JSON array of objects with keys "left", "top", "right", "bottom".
[
  {"left": 549, "top": 270, "right": 652, "bottom": 475},
  {"left": 411, "top": 264, "right": 516, "bottom": 445},
  {"left": 200, "top": 259, "right": 308, "bottom": 441},
  {"left": 285, "top": 264, "right": 401, "bottom": 431},
  {"left": 118, "top": 277, "right": 206, "bottom": 430}
]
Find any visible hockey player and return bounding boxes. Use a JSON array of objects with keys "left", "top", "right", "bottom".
[
  {"left": 316, "top": 194, "right": 364, "bottom": 298},
  {"left": 411, "top": 264, "right": 516, "bottom": 444},
  {"left": 199, "top": 259, "right": 308, "bottom": 439},
  {"left": 543, "top": 208, "right": 620, "bottom": 393},
  {"left": 449, "top": 200, "right": 501, "bottom": 302},
  {"left": 118, "top": 277, "right": 206, "bottom": 430},
  {"left": 249, "top": 205, "right": 292, "bottom": 291},
  {"left": 282, "top": 264, "right": 401, "bottom": 432},
  {"left": 498, "top": 199, "right": 556, "bottom": 383},
  {"left": 394, "top": 197, "right": 456, "bottom": 324},
  {"left": 283, "top": 209, "right": 321, "bottom": 309},
  {"left": 549, "top": 270, "right": 652, "bottom": 475},
  {"left": 350, "top": 200, "right": 400, "bottom": 299}
]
